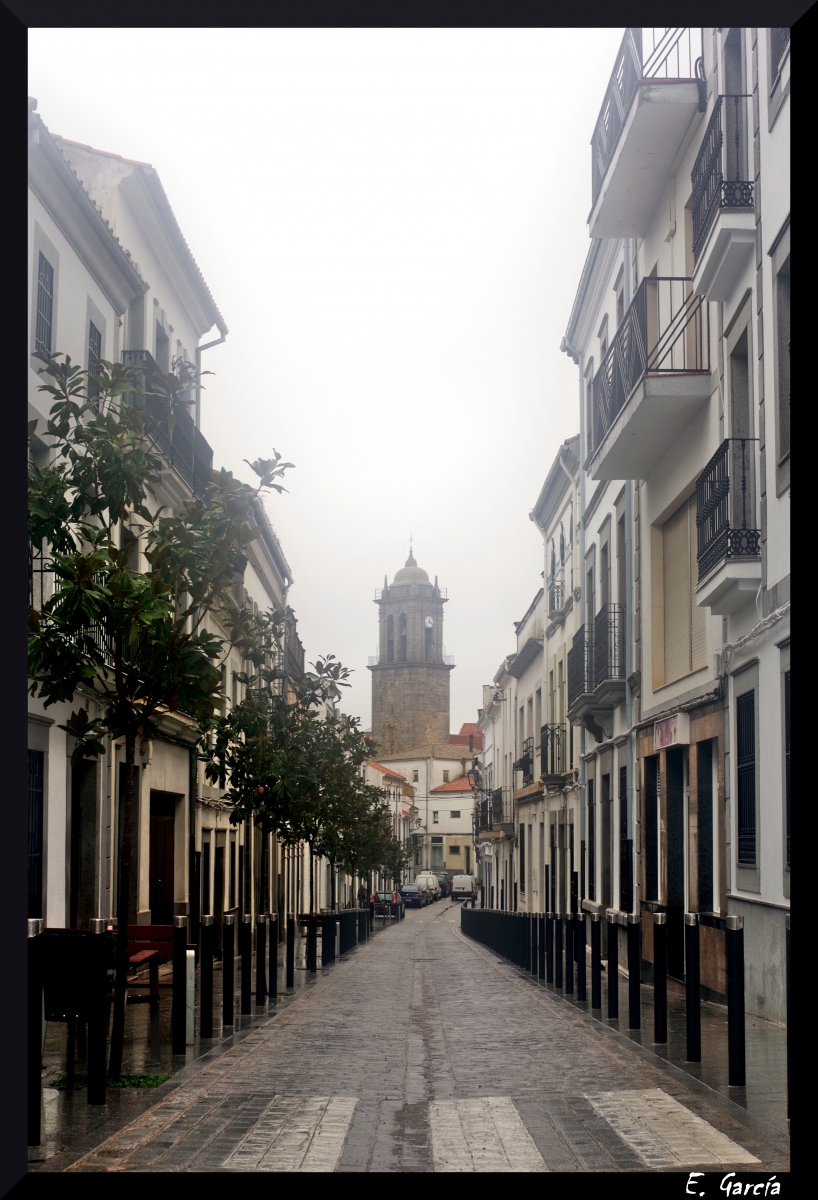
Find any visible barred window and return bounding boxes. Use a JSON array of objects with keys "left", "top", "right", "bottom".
[
  {"left": 88, "top": 320, "right": 102, "bottom": 408},
  {"left": 36, "top": 252, "right": 54, "bottom": 355},
  {"left": 450, "top": 810, "right": 460, "bottom": 818},
  {"left": 736, "top": 690, "right": 756, "bottom": 865}
]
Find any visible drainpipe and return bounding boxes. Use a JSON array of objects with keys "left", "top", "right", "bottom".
[{"left": 194, "top": 325, "right": 228, "bottom": 429}]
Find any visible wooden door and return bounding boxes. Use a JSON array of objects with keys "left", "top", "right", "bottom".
[{"left": 149, "top": 813, "right": 175, "bottom": 925}]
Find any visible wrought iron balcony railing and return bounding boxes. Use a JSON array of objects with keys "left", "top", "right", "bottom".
[
  {"left": 691, "top": 94, "right": 754, "bottom": 261},
  {"left": 567, "top": 624, "right": 593, "bottom": 708},
  {"left": 121, "top": 350, "right": 214, "bottom": 500},
  {"left": 593, "top": 603, "right": 626, "bottom": 688},
  {"left": 514, "top": 738, "right": 534, "bottom": 788},
  {"left": 540, "top": 723, "right": 566, "bottom": 777},
  {"left": 547, "top": 579, "right": 565, "bottom": 614},
  {"left": 478, "top": 787, "right": 513, "bottom": 831},
  {"left": 592, "top": 27, "right": 703, "bottom": 206},
  {"left": 695, "top": 438, "right": 760, "bottom": 582},
  {"left": 590, "top": 277, "right": 709, "bottom": 458}
]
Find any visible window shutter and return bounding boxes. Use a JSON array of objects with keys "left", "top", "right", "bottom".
[
  {"left": 689, "top": 498, "right": 707, "bottom": 671},
  {"left": 663, "top": 503, "right": 690, "bottom": 683}
]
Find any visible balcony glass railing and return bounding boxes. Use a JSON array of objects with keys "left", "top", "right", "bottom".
[
  {"left": 691, "top": 94, "right": 754, "bottom": 261},
  {"left": 590, "top": 277, "right": 709, "bottom": 457},
  {"left": 695, "top": 438, "right": 760, "bottom": 582}
]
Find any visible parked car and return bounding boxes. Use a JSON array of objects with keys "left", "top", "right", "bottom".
[
  {"left": 433, "top": 873, "right": 452, "bottom": 897},
  {"left": 451, "top": 874, "right": 476, "bottom": 901},
  {"left": 373, "top": 890, "right": 404, "bottom": 918},
  {"left": 414, "top": 873, "right": 442, "bottom": 901},
  {"left": 399, "top": 884, "right": 426, "bottom": 909}
]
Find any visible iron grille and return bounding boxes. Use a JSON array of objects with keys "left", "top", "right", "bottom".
[
  {"left": 593, "top": 603, "right": 625, "bottom": 688},
  {"left": 88, "top": 320, "right": 102, "bottom": 409},
  {"left": 736, "top": 690, "right": 756, "bottom": 865},
  {"left": 567, "top": 624, "right": 592, "bottom": 707},
  {"left": 695, "top": 438, "right": 760, "bottom": 582},
  {"left": 548, "top": 580, "right": 565, "bottom": 614},
  {"left": 587, "top": 778, "right": 596, "bottom": 902},
  {"left": 515, "top": 738, "right": 534, "bottom": 787},
  {"left": 590, "top": 277, "right": 709, "bottom": 456},
  {"left": 691, "top": 94, "right": 754, "bottom": 261},
  {"left": 541, "top": 724, "right": 566, "bottom": 776},
  {"left": 35, "top": 252, "right": 54, "bottom": 356}
]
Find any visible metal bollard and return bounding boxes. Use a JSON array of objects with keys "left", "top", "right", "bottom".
[
  {"left": 172, "top": 915, "right": 188, "bottom": 1055},
  {"left": 555, "top": 915, "right": 564, "bottom": 989},
  {"left": 576, "top": 913, "right": 586, "bottom": 1001},
  {"left": 627, "top": 914, "right": 641, "bottom": 1030},
  {"left": 546, "top": 913, "right": 554, "bottom": 983},
  {"left": 607, "top": 912, "right": 619, "bottom": 1019},
  {"left": 268, "top": 913, "right": 278, "bottom": 999},
  {"left": 255, "top": 914, "right": 267, "bottom": 1005},
  {"left": 240, "top": 915, "right": 252, "bottom": 1014},
  {"left": 684, "top": 914, "right": 701, "bottom": 1061},
  {"left": 726, "top": 915, "right": 746, "bottom": 1086},
  {"left": 321, "top": 911, "right": 332, "bottom": 967},
  {"left": 28, "top": 919, "right": 44, "bottom": 1143},
  {"left": 591, "top": 914, "right": 601, "bottom": 1009},
  {"left": 201, "top": 915, "right": 214, "bottom": 1038},
  {"left": 186, "top": 950, "right": 195, "bottom": 1045},
  {"left": 307, "top": 913, "right": 318, "bottom": 974},
  {"left": 653, "top": 912, "right": 668, "bottom": 1044},
  {"left": 87, "top": 918, "right": 109, "bottom": 1104},
  {"left": 530, "top": 914, "right": 537, "bottom": 975},
  {"left": 538, "top": 914, "right": 546, "bottom": 980},
  {"left": 565, "top": 912, "right": 574, "bottom": 994},
  {"left": 223, "top": 914, "right": 235, "bottom": 1027},
  {"left": 286, "top": 915, "right": 295, "bottom": 990}
]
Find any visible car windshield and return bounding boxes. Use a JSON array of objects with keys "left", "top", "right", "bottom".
[
  {"left": 401, "top": 886, "right": 419, "bottom": 892},
  {"left": 376, "top": 893, "right": 393, "bottom": 900}
]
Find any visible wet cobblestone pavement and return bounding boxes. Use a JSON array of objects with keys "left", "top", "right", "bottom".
[{"left": 30, "top": 901, "right": 790, "bottom": 1173}]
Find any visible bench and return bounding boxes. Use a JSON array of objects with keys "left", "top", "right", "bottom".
[{"left": 109, "top": 924, "right": 196, "bottom": 990}]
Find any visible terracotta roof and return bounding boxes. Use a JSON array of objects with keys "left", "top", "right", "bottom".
[
  {"left": 430, "top": 775, "right": 475, "bottom": 794},
  {"left": 368, "top": 759, "right": 406, "bottom": 780},
  {"left": 458, "top": 722, "right": 479, "bottom": 735},
  {"left": 449, "top": 733, "right": 484, "bottom": 750},
  {"left": 378, "top": 744, "right": 478, "bottom": 762}
]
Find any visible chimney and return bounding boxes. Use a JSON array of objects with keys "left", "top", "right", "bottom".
[{"left": 469, "top": 734, "right": 474, "bottom": 753}]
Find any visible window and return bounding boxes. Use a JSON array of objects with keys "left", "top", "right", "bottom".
[
  {"left": 619, "top": 764, "right": 632, "bottom": 911},
  {"left": 519, "top": 822, "right": 526, "bottom": 893},
  {"left": 598, "top": 315, "right": 609, "bottom": 360},
  {"left": 155, "top": 321, "right": 170, "bottom": 373},
  {"left": 36, "top": 252, "right": 54, "bottom": 355},
  {"left": 431, "top": 836, "right": 443, "bottom": 843},
  {"left": 736, "top": 690, "right": 756, "bottom": 865},
  {"left": 398, "top": 613, "right": 407, "bottom": 661},
  {"left": 697, "top": 740, "right": 714, "bottom": 912},
  {"left": 550, "top": 541, "right": 556, "bottom": 579},
  {"left": 412, "top": 769, "right": 419, "bottom": 783},
  {"left": 449, "top": 844, "right": 460, "bottom": 855},
  {"left": 450, "top": 810, "right": 460, "bottom": 819},
  {"left": 88, "top": 320, "right": 102, "bottom": 407},
  {"left": 560, "top": 523, "right": 565, "bottom": 564},
  {"left": 586, "top": 564, "right": 595, "bottom": 624},
  {"left": 617, "top": 514, "right": 626, "bottom": 608},
  {"left": 614, "top": 266, "right": 625, "bottom": 327},
  {"left": 644, "top": 757, "right": 659, "bottom": 901},
  {"left": 432, "top": 811, "right": 439, "bottom": 823},
  {"left": 443, "top": 771, "right": 449, "bottom": 783},
  {"left": 775, "top": 250, "right": 790, "bottom": 479},
  {"left": 386, "top": 614, "right": 394, "bottom": 662},
  {"left": 662, "top": 496, "right": 706, "bottom": 684}
]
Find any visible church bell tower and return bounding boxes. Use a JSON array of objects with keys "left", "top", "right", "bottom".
[{"left": 368, "top": 550, "right": 453, "bottom": 757}]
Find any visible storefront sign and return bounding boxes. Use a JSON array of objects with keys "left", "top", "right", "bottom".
[{"left": 654, "top": 712, "right": 690, "bottom": 750}]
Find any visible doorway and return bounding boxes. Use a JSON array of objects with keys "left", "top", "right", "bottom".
[
  {"left": 149, "top": 792, "right": 176, "bottom": 925},
  {"left": 666, "top": 748, "right": 685, "bottom": 979},
  {"left": 70, "top": 760, "right": 97, "bottom": 929}
]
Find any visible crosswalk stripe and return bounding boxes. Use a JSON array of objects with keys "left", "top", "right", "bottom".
[
  {"left": 430, "top": 1098, "right": 547, "bottom": 1172},
  {"left": 584, "top": 1088, "right": 761, "bottom": 1168},
  {"left": 222, "top": 1095, "right": 357, "bottom": 1172}
]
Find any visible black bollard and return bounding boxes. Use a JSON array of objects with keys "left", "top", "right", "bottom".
[
  {"left": 685, "top": 914, "right": 701, "bottom": 1062},
  {"left": 546, "top": 913, "right": 554, "bottom": 983},
  {"left": 201, "top": 915, "right": 214, "bottom": 1038},
  {"left": 531, "top": 913, "right": 537, "bottom": 975},
  {"left": 653, "top": 912, "right": 668, "bottom": 1044},
  {"left": 87, "top": 918, "right": 108, "bottom": 1106},
  {"left": 607, "top": 912, "right": 619, "bottom": 1019},
  {"left": 28, "top": 919, "right": 44, "bottom": 1144},
  {"left": 576, "top": 913, "right": 586, "bottom": 1001},
  {"left": 321, "top": 911, "right": 331, "bottom": 967},
  {"left": 555, "top": 915, "right": 564, "bottom": 989},
  {"left": 591, "top": 914, "right": 602, "bottom": 1009},
  {"left": 223, "top": 914, "right": 235, "bottom": 1027},
  {"left": 255, "top": 913, "right": 267, "bottom": 1005},
  {"left": 307, "top": 913, "right": 318, "bottom": 974},
  {"left": 268, "top": 913, "right": 278, "bottom": 999},
  {"left": 172, "top": 915, "right": 188, "bottom": 1055},
  {"left": 538, "top": 915, "right": 546, "bottom": 980},
  {"left": 627, "top": 914, "right": 641, "bottom": 1030},
  {"left": 726, "top": 915, "right": 746, "bottom": 1086},
  {"left": 565, "top": 912, "right": 574, "bottom": 994},
  {"left": 286, "top": 914, "right": 295, "bottom": 990},
  {"left": 240, "top": 915, "right": 252, "bottom": 1014}
]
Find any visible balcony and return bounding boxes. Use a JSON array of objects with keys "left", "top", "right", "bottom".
[
  {"left": 588, "top": 277, "right": 711, "bottom": 481},
  {"left": 695, "top": 438, "right": 761, "bottom": 614},
  {"left": 547, "top": 579, "right": 566, "bottom": 615},
  {"left": 122, "top": 351, "right": 214, "bottom": 500},
  {"left": 514, "top": 738, "right": 534, "bottom": 788},
  {"left": 589, "top": 27, "right": 704, "bottom": 237},
  {"left": 567, "top": 616, "right": 625, "bottom": 742},
  {"left": 541, "top": 723, "right": 567, "bottom": 782},
  {"left": 593, "top": 603, "right": 626, "bottom": 706},
  {"left": 692, "top": 95, "right": 755, "bottom": 302},
  {"left": 478, "top": 788, "right": 513, "bottom": 838}
]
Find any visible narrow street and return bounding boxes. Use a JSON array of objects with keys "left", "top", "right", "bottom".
[{"left": 40, "top": 903, "right": 788, "bottom": 1174}]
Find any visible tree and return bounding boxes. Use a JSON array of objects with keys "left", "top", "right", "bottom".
[{"left": 28, "top": 351, "right": 292, "bottom": 1078}]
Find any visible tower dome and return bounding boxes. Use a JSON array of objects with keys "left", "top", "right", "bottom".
[{"left": 392, "top": 550, "right": 430, "bottom": 586}]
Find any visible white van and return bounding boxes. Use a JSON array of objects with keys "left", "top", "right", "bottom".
[
  {"left": 414, "top": 873, "right": 442, "bottom": 901},
  {"left": 451, "top": 875, "right": 475, "bottom": 901}
]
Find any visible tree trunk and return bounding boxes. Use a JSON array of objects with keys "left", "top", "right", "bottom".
[
  {"left": 308, "top": 843, "right": 314, "bottom": 914},
  {"left": 330, "top": 861, "right": 336, "bottom": 911},
  {"left": 109, "top": 731, "right": 136, "bottom": 1081}
]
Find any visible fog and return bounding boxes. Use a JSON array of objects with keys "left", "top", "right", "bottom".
[{"left": 29, "top": 27, "right": 625, "bottom": 731}]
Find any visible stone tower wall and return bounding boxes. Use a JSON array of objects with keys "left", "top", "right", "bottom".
[{"left": 370, "top": 664, "right": 453, "bottom": 758}]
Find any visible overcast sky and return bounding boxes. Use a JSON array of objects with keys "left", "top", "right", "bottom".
[{"left": 29, "top": 27, "right": 625, "bottom": 732}]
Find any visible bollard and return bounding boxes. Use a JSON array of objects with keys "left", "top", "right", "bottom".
[
  {"left": 172, "top": 915, "right": 188, "bottom": 1055},
  {"left": 684, "top": 914, "right": 701, "bottom": 1062},
  {"left": 653, "top": 912, "right": 668, "bottom": 1044},
  {"left": 531, "top": 913, "right": 537, "bottom": 975},
  {"left": 607, "top": 912, "right": 619, "bottom": 1019},
  {"left": 726, "top": 915, "right": 746, "bottom": 1086},
  {"left": 255, "top": 914, "right": 267, "bottom": 1005},
  {"left": 240, "top": 915, "right": 252, "bottom": 1014},
  {"left": 268, "top": 913, "right": 278, "bottom": 999},
  {"left": 307, "top": 913, "right": 318, "bottom": 974},
  {"left": 87, "top": 918, "right": 109, "bottom": 1104},
  {"left": 223, "top": 914, "right": 235, "bottom": 1027},
  {"left": 591, "top": 914, "right": 601, "bottom": 1009},
  {"left": 786, "top": 914, "right": 790, "bottom": 1119},
  {"left": 286, "top": 915, "right": 295, "bottom": 990},
  {"left": 28, "top": 919, "right": 44, "bottom": 1143},
  {"left": 321, "top": 911, "right": 332, "bottom": 967},
  {"left": 149, "top": 954, "right": 161, "bottom": 1066},
  {"left": 555, "top": 915, "right": 564, "bottom": 989},
  {"left": 576, "top": 913, "right": 586, "bottom": 1001},
  {"left": 186, "top": 950, "right": 195, "bottom": 1045},
  {"left": 546, "top": 913, "right": 554, "bottom": 983},
  {"left": 538, "top": 915, "right": 546, "bottom": 980},
  {"left": 627, "top": 914, "right": 641, "bottom": 1030},
  {"left": 201, "top": 915, "right": 214, "bottom": 1038},
  {"left": 564, "top": 912, "right": 574, "bottom": 994}
]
